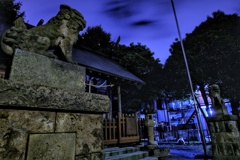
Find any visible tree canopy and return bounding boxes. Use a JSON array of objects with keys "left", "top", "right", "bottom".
[
  {"left": 0, "top": 0, "right": 25, "bottom": 23},
  {"left": 78, "top": 26, "right": 164, "bottom": 112},
  {"left": 163, "top": 10, "right": 240, "bottom": 114},
  {"left": 113, "top": 43, "right": 164, "bottom": 112},
  {"left": 78, "top": 25, "right": 112, "bottom": 55}
]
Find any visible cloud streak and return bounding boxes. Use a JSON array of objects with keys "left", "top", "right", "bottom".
[{"left": 20, "top": 0, "right": 240, "bottom": 63}]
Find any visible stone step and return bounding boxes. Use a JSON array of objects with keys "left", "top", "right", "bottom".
[
  {"left": 104, "top": 151, "right": 149, "bottom": 160},
  {"left": 103, "top": 146, "right": 140, "bottom": 157},
  {"left": 139, "top": 157, "right": 158, "bottom": 160}
]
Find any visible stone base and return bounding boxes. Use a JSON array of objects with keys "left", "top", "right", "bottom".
[
  {"left": 26, "top": 133, "right": 76, "bottom": 160},
  {"left": 148, "top": 147, "right": 170, "bottom": 157},
  {"left": 213, "top": 156, "right": 240, "bottom": 160},
  {"left": 206, "top": 115, "right": 238, "bottom": 122},
  {"left": 206, "top": 115, "right": 240, "bottom": 159},
  {"left": 0, "top": 78, "right": 110, "bottom": 112},
  {"left": 140, "top": 145, "right": 170, "bottom": 158},
  {"left": 0, "top": 50, "right": 110, "bottom": 160},
  {"left": 75, "top": 152, "right": 104, "bottom": 160},
  {"left": 0, "top": 109, "right": 105, "bottom": 160},
  {"left": 146, "top": 144, "right": 158, "bottom": 150},
  {"left": 9, "top": 49, "right": 85, "bottom": 92}
]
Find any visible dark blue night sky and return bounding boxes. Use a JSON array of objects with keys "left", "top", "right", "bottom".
[{"left": 20, "top": 0, "right": 240, "bottom": 63}]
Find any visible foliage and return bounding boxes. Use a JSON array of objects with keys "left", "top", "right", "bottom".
[
  {"left": 77, "top": 25, "right": 113, "bottom": 56},
  {"left": 0, "top": 0, "right": 25, "bottom": 23},
  {"left": 163, "top": 10, "right": 240, "bottom": 113},
  {"left": 114, "top": 43, "right": 160, "bottom": 77},
  {"left": 162, "top": 40, "right": 190, "bottom": 101},
  {"left": 78, "top": 26, "right": 164, "bottom": 112},
  {"left": 113, "top": 43, "right": 164, "bottom": 111}
]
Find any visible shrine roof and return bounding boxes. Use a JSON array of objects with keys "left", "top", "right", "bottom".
[{"left": 72, "top": 47, "right": 145, "bottom": 85}]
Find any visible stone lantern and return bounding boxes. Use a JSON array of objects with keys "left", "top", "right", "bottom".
[
  {"left": 143, "top": 104, "right": 157, "bottom": 149},
  {"left": 140, "top": 104, "right": 170, "bottom": 158}
]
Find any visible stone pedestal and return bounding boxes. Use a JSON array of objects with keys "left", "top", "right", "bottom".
[
  {"left": 206, "top": 115, "right": 240, "bottom": 160},
  {"left": 149, "top": 147, "right": 170, "bottom": 157},
  {"left": 0, "top": 50, "right": 110, "bottom": 160}
]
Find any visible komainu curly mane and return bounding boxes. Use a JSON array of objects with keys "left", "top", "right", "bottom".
[{"left": 0, "top": 4, "right": 86, "bottom": 62}]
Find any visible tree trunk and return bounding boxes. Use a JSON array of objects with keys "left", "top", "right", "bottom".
[
  {"left": 230, "top": 99, "right": 239, "bottom": 117},
  {"left": 199, "top": 84, "right": 211, "bottom": 116}
]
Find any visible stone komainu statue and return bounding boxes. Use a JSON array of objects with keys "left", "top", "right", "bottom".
[
  {"left": 209, "top": 84, "right": 228, "bottom": 116},
  {"left": 0, "top": 4, "right": 86, "bottom": 62}
]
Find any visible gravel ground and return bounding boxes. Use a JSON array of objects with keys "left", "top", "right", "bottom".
[{"left": 158, "top": 144, "right": 213, "bottom": 160}]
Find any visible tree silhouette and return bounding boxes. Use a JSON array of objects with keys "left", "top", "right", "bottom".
[
  {"left": 163, "top": 10, "right": 240, "bottom": 115},
  {"left": 78, "top": 26, "right": 164, "bottom": 112},
  {"left": 0, "top": 0, "right": 25, "bottom": 23}
]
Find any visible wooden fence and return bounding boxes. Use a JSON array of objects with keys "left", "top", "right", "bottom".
[
  {"left": 138, "top": 118, "right": 148, "bottom": 140},
  {"left": 103, "top": 113, "right": 140, "bottom": 145}
]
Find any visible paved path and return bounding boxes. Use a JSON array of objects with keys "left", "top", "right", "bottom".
[{"left": 159, "top": 144, "right": 212, "bottom": 159}]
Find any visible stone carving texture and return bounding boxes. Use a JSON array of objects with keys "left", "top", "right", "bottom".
[
  {"left": 207, "top": 85, "right": 240, "bottom": 159},
  {"left": 209, "top": 84, "right": 228, "bottom": 116},
  {"left": 26, "top": 133, "right": 75, "bottom": 160},
  {"left": 0, "top": 78, "right": 110, "bottom": 112},
  {"left": 55, "top": 113, "right": 103, "bottom": 155},
  {"left": 10, "top": 49, "right": 85, "bottom": 92},
  {"left": 0, "top": 10, "right": 109, "bottom": 158},
  {"left": 206, "top": 115, "right": 240, "bottom": 159},
  {"left": 0, "top": 109, "right": 55, "bottom": 160},
  {"left": 75, "top": 153, "right": 103, "bottom": 160},
  {"left": 0, "top": 109, "right": 106, "bottom": 159},
  {"left": 0, "top": 4, "right": 86, "bottom": 62}
]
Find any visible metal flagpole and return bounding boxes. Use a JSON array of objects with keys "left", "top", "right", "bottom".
[{"left": 170, "top": 0, "right": 207, "bottom": 157}]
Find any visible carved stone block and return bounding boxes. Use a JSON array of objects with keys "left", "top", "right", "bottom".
[
  {"left": 217, "top": 144, "right": 226, "bottom": 156},
  {"left": 75, "top": 153, "right": 104, "bottom": 160},
  {"left": 211, "top": 133, "right": 223, "bottom": 143},
  {"left": 208, "top": 122, "right": 215, "bottom": 133},
  {"left": 224, "top": 144, "right": 234, "bottom": 156},
  {"left": 0, "top": 109, "right": 55, "bottom": 160},
  {"left": 232, "top": 143, "right": 240, "bottom": 156},
  {"left": 224, "top": 132, "right": 240, "bottom": 143},
  {"left": 26, "top": 133, "right": 75, "bottom": 160},
  {"left": 225, "top": 121, "right": 238, "bottom": 132},
  {"left": 0, "top": 79, "right": 110, "bottom": 112},
  {"left": 55, "top": 113, "right": 103, "bottom": 155},
  {"left": 217, "top": 121, "right": 226, "bottom": 132},
  {"left": 9, "top": 49, "right": 85, "bottom": 92}
]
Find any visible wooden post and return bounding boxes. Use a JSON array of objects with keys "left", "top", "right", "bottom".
[
  {"left": 118, "top": 86, "right": 122, "bottom": 115},
  {"left": 135, "top": 113, "right": 140, "bottom": 139},
  {"left": 107, "top": 83, "right": 113, "bottom": 119},
  {"left": 118, "top": 112, "right": 122, "bottom": 144},
  {"left": 117, "top": 86, "right": 122, "bottom": 144}
]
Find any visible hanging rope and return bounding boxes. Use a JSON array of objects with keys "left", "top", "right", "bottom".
[{"left": 86, "top": 83, "right": 114, "bottom": 88}]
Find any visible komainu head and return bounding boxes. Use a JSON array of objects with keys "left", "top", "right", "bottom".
[{"left": 0, "top": 4, "right": 86, "bottom": 63}]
